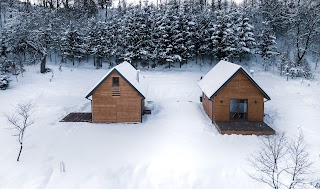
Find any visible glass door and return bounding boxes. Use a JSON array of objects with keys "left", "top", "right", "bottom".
[{"left": 230, "top": 99, "right": 248, "bottom": 120}]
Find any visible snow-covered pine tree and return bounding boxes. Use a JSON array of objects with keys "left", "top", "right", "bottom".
[
  {"left": 193, "top": 10, "right": 208, "bottom": 64},
  {"left": 111, "top": 11, "right": 126, "bottom": 64},
  {"left": 235, "top": 14, "right": 256, "bottom": 61},
  {"left": 60, "top": 28, "right": 86, "bottom": 65},
  {"left": 122, "top": 6, "right": 139, "bottom": 63},
  {"left": 179, "top": 5, "right": 197, "bottom": 67},
  {"left": 181, "top": 11, "right": 195, "bottom": 64},
  {"left": 211, "top": 10, "right": 236, "bottom": 60},
  {"left": 88, "top": 22, "right": 107, "bottom": 67},
  {"left": 136, "top": 5, "right": 157, "bottom": 67},
  {"left": 0, "top": 36, "right": 7, "bottom": 59},
  {"left": 104, "top": 19, "right": 117, "bottom": 66},
  {"left": 257, "top": 21, "right": 278, "bottom": 70},
  {"left": 171, "top": 4, "right": 186, "bottom": 65},
  {"left": 157, "top": 2, "right": 175, "bottom": 68},
  {"left": 149, "top": 5, "right": 163, "bottom": 66},
  {"left": 200, "top": 10, "right": 216, "bottom": 62},
  {"left": 0, "top": 74, "right": 10, "bottom": 90},
  {"left": 211, "top": 0, "right": 216, "bottom": 11}
]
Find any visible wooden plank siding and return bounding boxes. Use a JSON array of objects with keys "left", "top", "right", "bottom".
[
  {"left": 202, "top": 92, "right": 213, "bottom": 120},
  {"left": 92, "top": 71, "right": 143, "bottom": 123},
  {"left": 212, "top": 70, "right": 265, "bottom": 122}
]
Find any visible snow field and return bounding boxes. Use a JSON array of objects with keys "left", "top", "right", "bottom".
[{"left": 0, "top": 64, "right": 319, "bottom": 189}]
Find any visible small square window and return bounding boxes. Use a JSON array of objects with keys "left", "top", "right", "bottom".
[{"left": 112, "top": 77, "right": 119, "bottom": 87}]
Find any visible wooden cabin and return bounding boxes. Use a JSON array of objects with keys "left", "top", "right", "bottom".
[
  {"left": 86, "top": 62, "right": 147, "bottom": 123},
  {"left": 198, "top": 60, "right": 274, "bottom": 135}
]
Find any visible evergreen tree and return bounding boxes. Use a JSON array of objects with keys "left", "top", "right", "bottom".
[
  {"left": 235, "top": 15, "right": 256, "bottom": 61},
  {"left": 88, "top": 22, "right": 107, "bottom": 67},
  {"left": 60, "top": 28, "right": 86, "bottom": 65},
  {"left": 257, "top": 21, "right": 277, "bottom": 60},
  {"left": 257, "top": 21, "right": 278, "bottom": 70},
  {"left": 211, "top": 11, "right": 236, "bottom": 60}
]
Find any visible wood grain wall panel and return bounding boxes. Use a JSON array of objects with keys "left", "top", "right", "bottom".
[
  {"left": 92, "top": 72, "right": 143, "bottom": 123},
  {"left": 202, "top": 93, "right": 213, "bottom": 120},
  {"left": 212, "top": 70, "right": 265, "bottom": 122}
]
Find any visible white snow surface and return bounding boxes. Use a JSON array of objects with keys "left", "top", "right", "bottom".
[
  {"left": 86, "top": 61, "right": 147, "bottom": 98},
  {"left": 0, "top": 62, "right": 319, "bottom": 189}
]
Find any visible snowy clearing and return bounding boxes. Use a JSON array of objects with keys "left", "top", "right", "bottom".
[{"left": 0, "top": 63, "right": 319, "bottom": 189}]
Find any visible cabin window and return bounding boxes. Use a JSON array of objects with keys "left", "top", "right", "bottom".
[
  {"left": 230, "top": 99, "right": 247, "bottom": 120},
  {"left": 112, "top": 77, "right": 119, "bottom": 87}
]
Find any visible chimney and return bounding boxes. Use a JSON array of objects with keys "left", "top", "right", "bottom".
[
  {"left": 136, "top": 70, "right": 140, "bottom": 82},
  {"left": 250, "top": 70, "right": 254, "bottom": 77}
]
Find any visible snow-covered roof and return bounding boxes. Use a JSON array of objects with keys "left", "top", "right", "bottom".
[
  {"left": 86, "top": 62, "right": 147, "bottom": 98},
  {"left": 198, "top": 60, "right": 270, "bottom": 100}
]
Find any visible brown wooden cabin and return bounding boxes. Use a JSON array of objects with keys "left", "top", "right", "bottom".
[
  {"left": 198, "top": 60, "right": 274, "bottom": 135},
  {"left": 86, "top": 62, "right": 147, "bottom": 123}
]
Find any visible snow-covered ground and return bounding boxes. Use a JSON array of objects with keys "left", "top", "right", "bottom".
[{"left": 0, "top": 63, "right": 319, "bottom": 189}]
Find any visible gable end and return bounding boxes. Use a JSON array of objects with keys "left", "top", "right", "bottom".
[
  {"left": 210, "top": 68, "right": 271, "bottom": 100},
  {"left": 85, "top": 69, "right": 145, "bottom": 99}
]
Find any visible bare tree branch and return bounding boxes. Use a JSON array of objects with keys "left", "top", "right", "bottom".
[
  {"left": 4, "top": 101, "right": 36, "bottom": 161},
  {"left": 247, "top": 132, "right": 314, "bottom": 189}
]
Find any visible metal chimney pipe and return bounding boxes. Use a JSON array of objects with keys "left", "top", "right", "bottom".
[{"left": 136, "top": 70, "right": 140, "bottom": 82}]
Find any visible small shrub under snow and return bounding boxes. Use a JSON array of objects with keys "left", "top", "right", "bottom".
[{"left": 0, "top": 74, "right": 10, "bottom": 90}]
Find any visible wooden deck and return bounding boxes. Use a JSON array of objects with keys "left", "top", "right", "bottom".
[
  {"left": 60, "top": 113, "right": 92, "bottom": 122},
  {"left": 215, "top": 121, "right": 275, "bottom": 135}
]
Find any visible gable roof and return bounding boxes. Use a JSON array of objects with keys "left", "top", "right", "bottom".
[
  {"left": 198, "top": 60, "right": 271, "bottom": 100},
  {"left": 85, "top": 62, "right": 147, "bottom": 99}
]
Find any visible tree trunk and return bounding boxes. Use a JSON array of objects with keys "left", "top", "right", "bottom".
[
  {"left": 40, "top": 54, "right": 46, "bottom": 73},
  {"left": 17, "top": 145, "right": 23, "bottom": 161},
  {"left": 64, "top": 0, "right": 69, "bottom": 9},
  {"left": 0, "top": 1, "right": 2, "bottom": 29},
  {"left": 97, "top": 57, "right": 102, "bottom": 67},
  {"left": 105, "top": 6, "right": 108, "bottom": 21},
  {"left": 296, "top": 22, "right": 316, "bottom": 66}
]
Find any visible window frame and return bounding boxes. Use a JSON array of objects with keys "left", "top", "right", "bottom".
[
  {"left": 112, "top": 77, "right": 119, "bottom": 87},
  {"left": 229, "top": 99, "right": 248, "bottom": 120}
]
